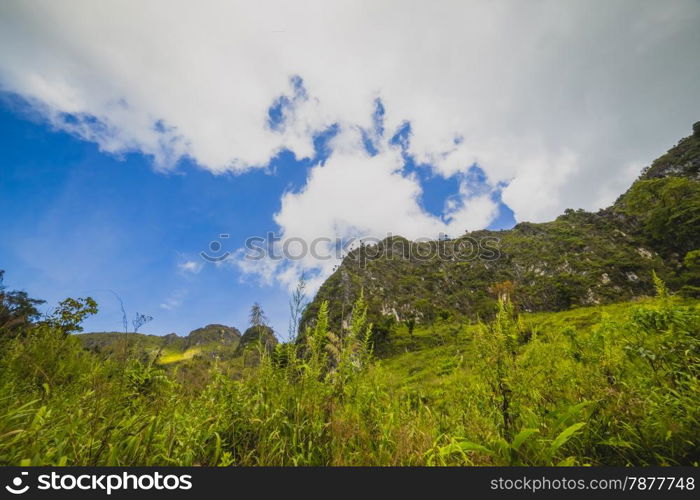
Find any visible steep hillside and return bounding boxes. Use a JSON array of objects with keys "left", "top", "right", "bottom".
[{"left": 304, "top": 122, "right": 700, "bottom": 333}]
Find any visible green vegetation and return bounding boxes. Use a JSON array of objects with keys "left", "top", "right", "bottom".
[
  {"left": 614, "top": 176, "right": 700, "bottom": 258},
  {"left": 0, "top": 281, "right": 697, "bottom": 466}
]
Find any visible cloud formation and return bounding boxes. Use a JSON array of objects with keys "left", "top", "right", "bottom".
[
  {"left": 159, "top": 288, "right": 187, "bottom": 311},
  {"left": 178, "top": 260, "right": 203, "bottom": 275},
  {"left": 1, "top": 0, "right": 699, "bottom": 288}
]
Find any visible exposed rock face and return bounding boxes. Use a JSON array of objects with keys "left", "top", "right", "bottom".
[{"left": 302, "top": 123, "right": 700, "bottom": 333}]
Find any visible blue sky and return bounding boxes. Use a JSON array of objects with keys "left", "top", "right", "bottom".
[
  {"left": 0, "top": 97, "right": 514, "bottom": 337},
  {"left": 1, "top": 1, "right": 698, "bottom": 337},
  {"left": 0, "top": 100, "right": 280, "bottom": 335}
]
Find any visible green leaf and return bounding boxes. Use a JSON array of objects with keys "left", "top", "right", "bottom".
[
  {"left": 512, "top": 428, "right": 539, "bottom": 451},
  {"left": 553, "top": 401, "right": 591, "bottom": 430},
  {"left": 458, "top": 441, "right": 494, "bottom": 455},
  {"left": 549, "top": 422, "right": 585, "bottom": 457},
  {"left": 599, "top": 437, "right": 634, "bottom": 449}
]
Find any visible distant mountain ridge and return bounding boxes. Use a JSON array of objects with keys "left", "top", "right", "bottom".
[{"left": 79, "top": 323, "right": 242, "bottom": 361}]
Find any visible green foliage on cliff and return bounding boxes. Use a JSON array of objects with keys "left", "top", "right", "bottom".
[{"left": 614, "top": 177, "right": 700, "bottom": 258}]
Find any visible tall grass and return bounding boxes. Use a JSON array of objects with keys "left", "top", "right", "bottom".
[{"left": 0, "top": 284, "right": 697, "bottom": 466}]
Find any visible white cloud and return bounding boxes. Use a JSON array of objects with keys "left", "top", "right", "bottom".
[
  {"left": 178, "top": 260, "right": 203, "bottom": 274},
  {"left": 1, "top": 0, "right": 699, "bottom": 287},
  {"left": 160, "top": 289, "right": 187, "bottom": 310}
]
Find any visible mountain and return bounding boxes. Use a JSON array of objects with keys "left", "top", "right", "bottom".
[
  {"left": 78, "top": 323, "right": 242, "bottom": 363},
  {"left": 79, "top": 331, "right": 169, "bottom": 353},
  {"left": 303, "top": 122, "right": 700, "bottom": 334}
]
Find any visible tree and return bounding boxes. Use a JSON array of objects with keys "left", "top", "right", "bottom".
[
  {"left": 0, "top": 270, "right": 45, "bottom": 334},
  {"left": 45, "top": 297, "right": 98, "bottom": 336},
  {"left": 249, "top": 302, "right": 268, "bottom": 328}
]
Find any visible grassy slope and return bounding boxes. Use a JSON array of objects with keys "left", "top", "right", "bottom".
[
  {"left": 377, "top": 297, "right": 699, "bottom": 396},
  {"left": 158, "top": 347, "right": 202, "bottom": 364}
]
